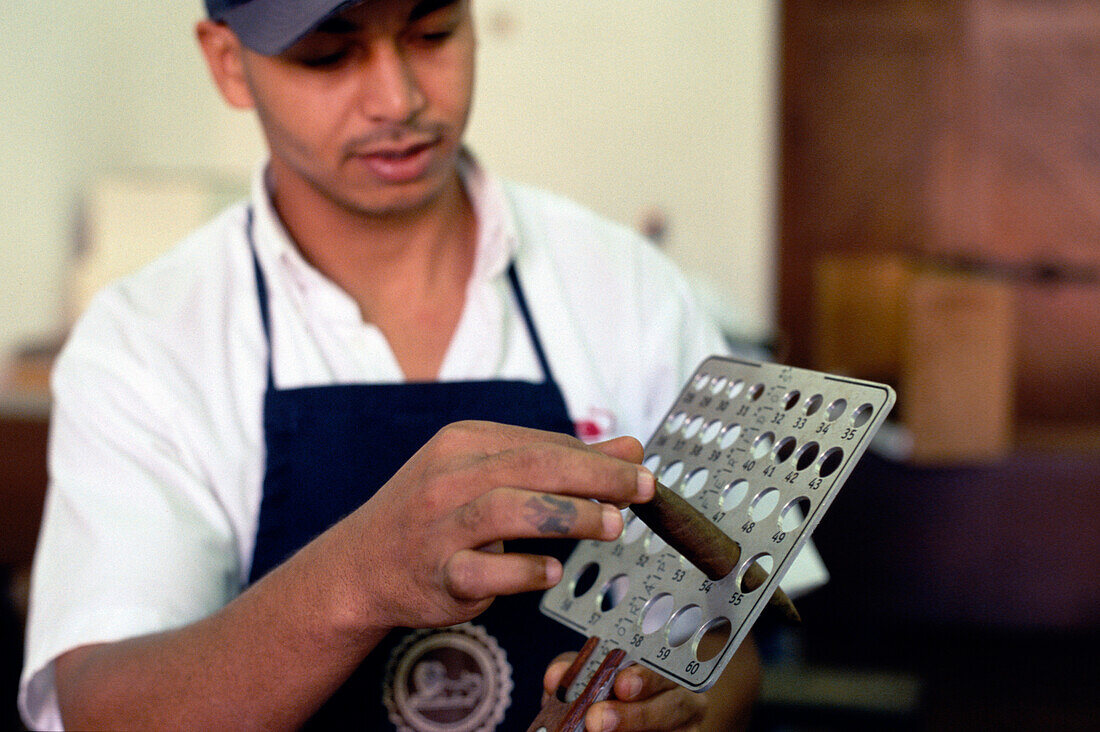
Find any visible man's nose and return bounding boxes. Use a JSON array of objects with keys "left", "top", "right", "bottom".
[{"left": 357, "top": 41, "right": 427, "bottom": 123}]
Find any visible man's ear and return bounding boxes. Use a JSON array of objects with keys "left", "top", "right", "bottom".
[{"left": 196, "top": 19, "right": 255, "bottom": 109}]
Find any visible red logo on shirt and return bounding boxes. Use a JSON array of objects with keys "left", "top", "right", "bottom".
[{"left": 574, "top": 407, "right": 616, "bottom": 443}]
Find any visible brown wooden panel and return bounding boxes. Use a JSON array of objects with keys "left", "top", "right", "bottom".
[
  {"left": 780, "top": 1, "right": 962, "bottom": 367},
  {"left": 781, "top": 0, "right": 1100, "bottom": 423},
  {"left": 966, "top": 10, "right": 1100, "bottom": 264},
  {"left": 1015, "top": 286, "right": 1100, "bottom": 419},
  {"left": 0, "top": 416, "right": 48, "bottom": 566},
  {"left": 974, "top": 7, "right": 1100, "bottom": 416}
]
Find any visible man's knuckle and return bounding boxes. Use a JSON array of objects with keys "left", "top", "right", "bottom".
[
  {"left": 444, "top": 554, "right": 480, "bottom": 598},
  {"left": 505, "top": 445, "right": 545, "bottom": 475},
  {"left": 454, "top": 500, "right": 485, "bottom": 531},
  {"left": 418, "top": 479, "right": 448, "bottom": 514},
  {"left": 486, "top": 488, "right": 515, "bottom": 517},
  {"left": 435, "top": 421, "right": 468, "bottom": 444}
]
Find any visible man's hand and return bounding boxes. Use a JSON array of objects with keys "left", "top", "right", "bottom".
[
  {"left": 322, "top": 421, "right": 654, "bottom": 635},
  {"left": 541, "top": 636, "right": 761, "bottom": 732},
  {"left": 53, "top": 422, "right": 654, "bottom": 730},
  {"left": 542, "top": 656, "right": 706, "bottom": 732}
]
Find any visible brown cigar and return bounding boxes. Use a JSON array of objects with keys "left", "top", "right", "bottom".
[{"left": 630, "top": 481, "right": 801, "bottom": 624}]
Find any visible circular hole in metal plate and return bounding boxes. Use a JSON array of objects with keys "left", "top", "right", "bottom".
[
  {"left": 738, "top": 553, "right": 774, "bottom": 593},
  {"left": 851, "top": 403, "right": 874, "bottom": 428},
  {"left": 794, "top": 441, "right": 820, "bottom": 471},
  {"left": 727, "top": 378, "right": 745, "bottom": 399},
  {"left": 664, "top": 411, "right": 686, "bottom": 434},
  {"left": 695, "top": 617, "right": 733, "bottom": 662},
  {"left": 749, "top": 487, "right": 781, "bottom": 521},
  {"left": 572, "top": 562, "right": 600, "bottom": 598},
  {"left": 668, "top": 604, "right": 704, "bottom": 648},
  {"left": 751, "top": 432, "right": 775, "bottom": 459},
  {"left": 700, "top": 419, "right": 723, "bottom": 445},
  {"left": 719, "top": 423, "right": 743, "bottom": 450},
  {"left": 782, "top": 390, "right": 801, "bottom": 411},
  {"left": 779, "top": 497, "right": 811, "bottom": 532},
  {"left": 682, "top": 415, "right": 704, "bottom": 440},
  {"left": 710, "top": 375, "right": 729, "bottom": 394},
  {"left": 818, "top": 447, "right": 844, "bottom": 477},
  {"left": 599, "top": 574, "right": 630, "bottom": 612},
  {"left": 659, "top": 461, "right": 684, "bottom": 486},
  {"left": 826, "top": 398, "right": 848, "bottom": 421},
  {"left": 643, "top": 454, "right": 662, "bottom": 473},
  {"left": 721, "top": 479, "right": 749, "bottom": 510},
  {"left": 641, "top": 593, "right": 675, "bottom": 634},
  {"left": 682, "top": 468, "right": 709, "bottom": 498},
  {"left": 746, "top": 383, "right": 766, "bottom": 402},
  {"left": 772, "top": 436, "right": 797, "bottom": 464},
  {"left": 621, "top": 512, "right": 647, "bottom": 544},
  {"left": 803, "top": 394, "right": 823, "bottom": 416},
  {"left": 644, "top": 531, "right": 668, "bottom": 555},
  {"left": 692, "top": 373, "right": 710, "bottom": 392}
]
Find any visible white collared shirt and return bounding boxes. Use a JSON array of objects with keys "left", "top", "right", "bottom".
[{"left": 21, "top": 157, "right": 827, "bottom": 729}]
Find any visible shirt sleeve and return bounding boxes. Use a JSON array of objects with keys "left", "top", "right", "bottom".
[{"left": 19, "top": 291, "right": 240, "bottom": 730}]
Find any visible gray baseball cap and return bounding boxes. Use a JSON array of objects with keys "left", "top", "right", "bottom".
[{"left": 205, "top": 0, "right": 361, "bottom": 55}]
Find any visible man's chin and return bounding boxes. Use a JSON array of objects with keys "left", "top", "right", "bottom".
[{"left": 331, "top": 180, "right": 457, "bottom": 221}]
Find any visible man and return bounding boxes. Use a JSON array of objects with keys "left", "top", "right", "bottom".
[{"left": 20, "top": 1, "right": 825, "bottom": 729}]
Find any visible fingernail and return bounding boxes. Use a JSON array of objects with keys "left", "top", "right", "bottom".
[
  {"left": 546, "top": 558, "right": 562, "bottom": 585},
  {"left": 602, "top": 504, "right": 623, "bottom": 539},
  {"left": 597, "top": 707, "right": 619, "bottom": 732},
  {"left": 623, "top": 675, "right": 643, "bottom": 699},
  {"left": 636, "top": 466, "right": 655, "bottom": 502}
]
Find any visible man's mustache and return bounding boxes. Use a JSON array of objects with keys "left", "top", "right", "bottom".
[{"left": 343, "top": 123, "right": 446, "bottom": 153}]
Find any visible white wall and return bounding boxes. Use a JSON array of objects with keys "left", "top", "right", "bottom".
[
  {"left": 469, "top": 2, "right": 781, "bottom": 341},
  {"left": 0, "top": 1, "right": 780, "bottom": 355},
  {"left": 0, "top": 2, "right": 258, "bottom": 355}
]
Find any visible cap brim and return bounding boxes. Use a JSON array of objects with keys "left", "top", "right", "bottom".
[{"left": 219, "top": 0, "right": 359, "bottom": 56}]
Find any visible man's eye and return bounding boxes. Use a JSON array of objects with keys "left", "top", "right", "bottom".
[
  {"left": 299, "top": 49, "right": 350, "bottom": 67},
  {"left": 414, "top": 23, "right": 458, "bottom": 45}
]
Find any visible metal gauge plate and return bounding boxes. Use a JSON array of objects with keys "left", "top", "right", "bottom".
[{"left": 539, "top": 356, "right": 896, "bottom": 693}]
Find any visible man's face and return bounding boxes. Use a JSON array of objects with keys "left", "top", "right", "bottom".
[{"left": 239, "top": 0, "right": 476, "bottom": 218}]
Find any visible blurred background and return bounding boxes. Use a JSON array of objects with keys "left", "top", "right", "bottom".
[{"left": 2, "top": 1, "right": 1097, "bottom": 729}]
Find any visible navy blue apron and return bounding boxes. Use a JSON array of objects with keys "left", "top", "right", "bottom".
[{"left": 245, "top": 210, "right": 585, "bottom": 730}]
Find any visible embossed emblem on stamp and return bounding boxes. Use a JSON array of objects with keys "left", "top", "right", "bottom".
[{"left": 383, "top": 623, "right": 513, "bottom": 732}]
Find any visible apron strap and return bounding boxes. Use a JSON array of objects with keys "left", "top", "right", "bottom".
[
  {"left": 507, "top": 261, "right": 559, "bottom": 385},
  {"left": 246, "top": 207, "right": 277, "bottom": 389}
]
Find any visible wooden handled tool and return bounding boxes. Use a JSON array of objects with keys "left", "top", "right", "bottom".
[
  {"left": 526, "top": 637, "right": 626, "bottom": 732},
  {"left": 630, "top": 481, "right": 801, "bottom": 624}
]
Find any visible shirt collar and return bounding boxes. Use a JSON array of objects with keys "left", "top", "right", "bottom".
[
  {"left": 247, "top": 150, "right": 519, "bottom": 313},
  {"left": 458, "top": 150, "right": 518, "bottom": 283}
]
